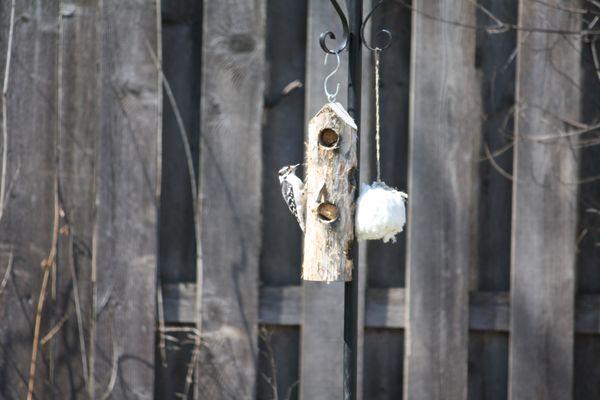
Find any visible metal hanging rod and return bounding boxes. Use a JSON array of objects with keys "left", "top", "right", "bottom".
[
  {"left": 360, "top": 0, "right": 394, "bottom": 52},
  {"left": 319, "top": 0, "right": 350, "bottom": 54},
  {"left": 320, "top": 0, "right": 396, "bottom": 55}
]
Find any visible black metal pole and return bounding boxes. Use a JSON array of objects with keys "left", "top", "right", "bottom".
[{"left": 343, "top": 0, "right": 362, "bottom": 398}]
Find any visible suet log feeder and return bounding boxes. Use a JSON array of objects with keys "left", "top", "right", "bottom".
[{"left": 302, "top": 103, "right": 358, "bottom": 282}]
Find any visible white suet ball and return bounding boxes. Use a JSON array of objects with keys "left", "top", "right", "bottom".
[{"left": 355, "top": 182, "right": 407, "bottom": 243}]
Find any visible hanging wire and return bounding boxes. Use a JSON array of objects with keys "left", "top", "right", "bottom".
[
  {"left": 324, "top": 52, "right": 341, "bottom": 103},
  {"left": 361, "top": 0, "right": 400, "bottom": 182},
  {"left": 319, "top": 0, "right": 350, "bottom": 54},
  {"left": 374, "top": 49, "right": 382, "bottom": 182}
]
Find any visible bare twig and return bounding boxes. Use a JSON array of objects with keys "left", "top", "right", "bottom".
[
  {"left": 40, "top": 313, "right": 69, "bottom": 345},
  {"left": 99, "top": 325, "right": 119, "bottom": 400},
  {"left": 284, "top": 380, "right": 299, "bottom": 400},
  {"left": 180, "top": 335, "right": 201, "bottom": 399},
  {"left": 26, "top": 267, "right": 51, "bottom": 400},
  {"left": 483, "top": 142, "right": 514, "bottom": 181},
  {"left": 157, "top": 283, "right": 167, "bottom": 367},
  {"left": 68, "top": 232, "right": 90, "bottom": 391},
  {"left": 477, "top": 141, "right": 514, "bottom": 162},
  {"left": 259, "top": 327, "right": 278, "bottom": 400},
  {"left": 393, "top": 0, "right": 600, "bottom": 36},
  {"left": 161, "top": 326, "right": 201, "bottom": 335},
  {"left": 27, "top": 172, "right": 60, "bottom": 400},
  {"left": 532, "top": 0, "right": 587, "bottom": 14},
  {"left": 154, "top": 0, "right": 168, "bottom": 370},
  {"left": 0, "top": 161, "right": 20, "bottom": 223},
  {"left": 590, "top": 33, "right": 600, "bottom": 84},
  {"left": 1, "top": 0, "right": 16, "bottom": 216},
  {"left": 524, "top": 121, "right": 600, "bottom": 142},
  {"left": 0, "top": 250, "right": 13, "bottom": 301}
]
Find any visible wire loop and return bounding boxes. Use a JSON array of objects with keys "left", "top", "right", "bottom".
[{"left": 319, "top": 0, "right": 350, "bottom": 54}]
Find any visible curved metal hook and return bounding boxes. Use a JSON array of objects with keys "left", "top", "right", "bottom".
[
  {"left": 323, "top": 52, "right": 341, "bottom": 102},
  {"left": 319, "top": 0, "right": 350, "bottom": 54},
  {"left": 361, "top": 0, "right": 393, "bottom": 52}
]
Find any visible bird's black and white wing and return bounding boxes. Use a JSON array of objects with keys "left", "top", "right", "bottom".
[{"left": 280, "top": 176, "right": 305, "bottom": 232}]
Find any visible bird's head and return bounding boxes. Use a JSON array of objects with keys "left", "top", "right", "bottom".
[{"left": 278, "top": 164, "right": 300, "bottom": 183}]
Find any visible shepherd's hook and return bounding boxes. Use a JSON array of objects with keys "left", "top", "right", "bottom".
[
  {"left": 324, "top": 52, "right": 341, "bottom": 103},
  {"left": 361, "top": 0, "right": 394, "bottom": 52},
  {"left": 320, "top": 0, "right": 350, "bottom": 54}
]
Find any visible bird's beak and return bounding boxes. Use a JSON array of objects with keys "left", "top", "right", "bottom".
[{"left": 291, "top": 164, "right": 300, "bottom": 170}]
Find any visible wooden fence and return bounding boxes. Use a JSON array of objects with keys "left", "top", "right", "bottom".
[{"left": 1, "top": 0, "right": 600, "bottom": 399}]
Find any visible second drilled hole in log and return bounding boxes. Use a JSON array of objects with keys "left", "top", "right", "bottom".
[{"left": 317, "top": 202, "right": 339, "bottom": 224}]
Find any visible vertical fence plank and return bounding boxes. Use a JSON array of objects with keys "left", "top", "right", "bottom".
[
  {"left": 508, "top": 2, "right": 580, "bottom": 399},
  {"left": 197, "top": 0, "right": 266, "bottom": 397},
  {"left": 0, "top": 1, "right": 59, "bottom": 398},
  {"left": 300, "top": 0, "right": 348, "bottom": 398},
  {"left": 53, "top": 1, "right": 99, "bottom": 397},
  {"left": 404, "top": 1, "right": 479, "bottom": 399},
  {"left": 94, "top": 1, "right": 160, "bottom": 398}
]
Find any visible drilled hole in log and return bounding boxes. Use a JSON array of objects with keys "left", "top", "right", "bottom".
[
  {"left": 319, "top": 128, "right": 340, "bottom": 149},
  {"left": 317, "top": 202, "right": 339, "bottom": 224}
]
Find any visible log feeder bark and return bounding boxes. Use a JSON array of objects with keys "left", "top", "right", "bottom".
[{"left": 302, "top": 103, "right": 358, "bottom": 282}]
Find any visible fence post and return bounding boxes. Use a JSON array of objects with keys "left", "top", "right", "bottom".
[
  {"left": 196, "top": 0, "right": 266, "bottom": 397},
  {"left": 508, "top": 2, "right": 580, "bottom": 398},
  {"left": 93, "top": 0, "right": 162, "bottom": 396},
  {"left": 404, "top": 1, "right": 479, "bottom": 399}
]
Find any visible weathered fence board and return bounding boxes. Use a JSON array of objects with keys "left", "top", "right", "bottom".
[
  {"left": 197, "top": 0, "right": 266, "bottom": 398},
  {"left": 404, "top": 1, "right": 480, "bottom": 399},
  {"left": 508, "top": 2, "right": 581, "bottom": 399},
  {"left": 93, "top": 1, "right": 161, "bottom": 398},
  {"left": 54, "top": 1, "right": 99, "bottom": 397},
  {"left": 0, "top": 1, "right": 59, "bottom": 398}
]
